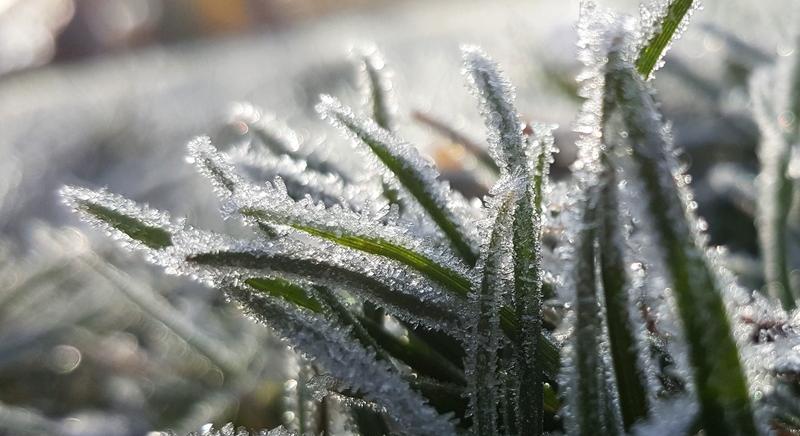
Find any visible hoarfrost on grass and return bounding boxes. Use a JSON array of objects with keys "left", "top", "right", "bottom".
[
  {"left": 316, "top": 95, "right": 481, "bottom": 265},
  {"left": 229, "top": 288, "right": 456, "bottom": 436}
]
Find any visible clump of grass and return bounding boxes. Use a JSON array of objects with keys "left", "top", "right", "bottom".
[{"left": 61, "top": 0, "right": 800, "bottom": 434}]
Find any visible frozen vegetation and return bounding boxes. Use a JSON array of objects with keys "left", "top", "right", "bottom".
[{"left": 0, "top": 0, "right": 796, "bottom": 434}]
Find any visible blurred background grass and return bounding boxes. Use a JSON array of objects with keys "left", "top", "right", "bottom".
[{"left": 0, "top": 0, "right": 798, "bottom": 434}]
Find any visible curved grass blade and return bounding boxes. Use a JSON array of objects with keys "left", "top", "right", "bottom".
[
  {"left": 636, "top": 0, "right": 699, "bottom": 79},
  {"left": 470, "top": 190, "right": 515, "bottom": 435},
  {"left": 186, "top": 249, "right": 462, "bottom": 334},
  {"left": 597, "top": 162, "right": 651, "bottom": 430},
  {"left": 607, "top": 53, "right": 758, "bottom": 436},
  {"left": 356, "top": 45, "right": 396, "bottom": 132},
  {"left": 316, "top": 95, "right": 480, "bottom": 266},
  {"left": 253, "top": 217, "right": 472, "bottom": 296},
  {"left": 244, "top": 277, "right": 323, "bottom": 313},
  {"left": 61, "top": 186, "right": 173, "bottom": 250},
  {"left": 189, "top": 137, "right": 475, "bottom": 300},
  {"left": 411, "top": 110, "right": 499, "bottom": 174},
  {"left": 235, "top": 195, "right": 472, "bottom": 297},
  {"left": 462, "top": 46, "right": 526, "bottom": 173}
]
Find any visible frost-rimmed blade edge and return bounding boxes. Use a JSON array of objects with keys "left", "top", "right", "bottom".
[
  {"left": 608, "top": 51, "right": 758, "bottom": 435},
  {"left": 636, "top": 0, "right": 699, "bottom": 79}
]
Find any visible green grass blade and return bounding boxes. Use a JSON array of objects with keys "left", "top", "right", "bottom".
[
  {"left": 246, "top": 277, "right": 465, "bottom": 386},
  {"left": 244, "top": 277, "right": 323, "bottom": 312},
  {"left": 412, "top": 110, "right": 500, "bottom": 174},
  {"left": 570, "top": 187, "right": 620, "bottom": 436},
  {"left": 357, "top": 46, "right": 396, "bottom": 131},
  {"left": 61, "top": 186, "right": 173, "bottom": 250},
  {"left": 471, "top": 191, "right": 514, "bottom": 435},
  {"left": 240, "top": 210, "right": 473, "bottom": 298},
  {"left": 462, "top": 46, "right": 526, "bottom": 173},
  {"left": 81, "top": 202, "right": 171, "bottom": 249},
  {"left": 597, "top": 162, "right": 650, "bottom": 430},
  {"left": 359, "top": 316, "right": 466, "bottom": 385},
  {"left": 312, "top": 285, "right": 394, "bottom": 363},
  {"left": 317, "top": 96, "right": 479, "bottom": 266},
  {"left": 608, "top": 56, "right": 758, "bottom": 436},
  {"left": 512, "top": 135, "right": 552, "bottom": 433},
  {"left": 186, "top": 250, "right": 462, "bottom": 332},
  {"left": 636, "top": 0, "right": 697, "bottom": 79}
]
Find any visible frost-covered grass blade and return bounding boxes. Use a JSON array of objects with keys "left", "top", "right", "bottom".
[
  {"left": 227, "top": 287, "right": 457, "bottom": 435},
  {"left": 186, "top": 248, "right": 462, "bottom": 333},
  {"left": 469, "top": 190, "right": 514, "bottom": 435},
  {"left": 565, "top": 186, "right": 621, "bottom": 436},
  {"left": 511, "top": 135, "right": 552, "bottom": 433},
  {"left": 636, "top": 0, "right": 699, "bottom": 79},
  {"left": 316, "top": 96, "right": 480, "bottom": 266},
  {"left": 597, "top": 163, "right": 651, "bottom": 430},
  {"left": 607, "top": 51, "right": 758, "bottom": 436},
  {"left": 61, "top": 186, "right": 173, "bottom": 250},
  {"left": 462, "top": 46, "right": 525, "bottom": 172}
]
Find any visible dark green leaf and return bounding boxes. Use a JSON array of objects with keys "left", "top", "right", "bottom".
[{"left": 79, "top": 201, "right": 172, "bottom": 249}]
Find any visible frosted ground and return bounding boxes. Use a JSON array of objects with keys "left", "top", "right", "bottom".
[{"left": 1, "top": 0, "right": 799, "bottom": 434}]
